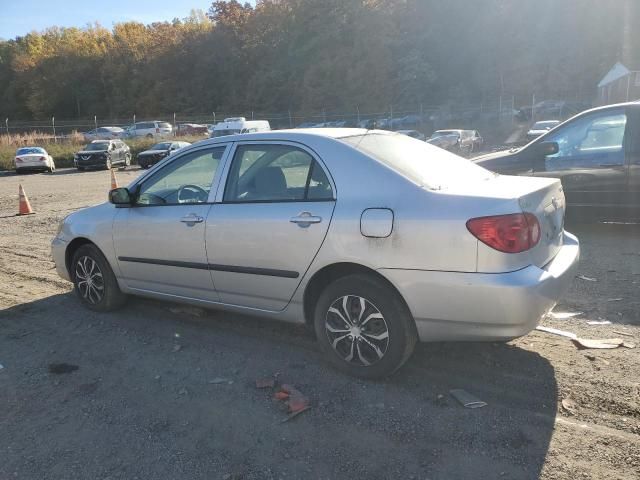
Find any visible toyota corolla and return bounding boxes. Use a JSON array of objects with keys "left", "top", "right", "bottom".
[{"left": 52, "top": 129, "right": 579, "bottom": 378}]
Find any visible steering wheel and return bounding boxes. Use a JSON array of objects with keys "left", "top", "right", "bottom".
[{"left": 177, "top": 184, "right": 208, "bottom": 203}]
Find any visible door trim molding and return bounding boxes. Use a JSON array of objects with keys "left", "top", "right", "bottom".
[{"left": 118, "top": 256, "right": 299, "bottom": 278}]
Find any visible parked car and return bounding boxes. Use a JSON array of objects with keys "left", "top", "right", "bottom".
[
  {"left": 526, "top": 120, "right": 561, "bottom": 140},
  {"left": 176, "top": 123, "right": 208, "bottom": 136},
  {"left": 81, "top": 126, "right": 124, "bottom": 142},
  {"left": 137, "top": 141, "right": 191, "bottom": 169},
  {"left": 124, "top": 121, "right": 173, "bottom": 139},
  {"left": 427, "top": 129, "right": 483, "bottom": 155},
  {"left": 210, "top": 117, "right": 271, "bottom": 137},
  {"left": 474, "top": 102, "right": 640, "bottom": 221},
  {"left": 52, "top": 129, "right": 579, "bottom": 378},
  {"left": 14, "top": 146, "right": 55, "bottom": 173},
  {"left": 74, "top": 140, "right": 131, "bottom": 170},
  {"left": 396, "top": 130, "right": 426, "bottom": 141}
]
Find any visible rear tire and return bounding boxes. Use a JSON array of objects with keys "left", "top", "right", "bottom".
[
  {"left": 313, "top": 274, "right": 417, "bottom": 379},
  {"left": 71, "top": 244, "right": 126, "bottom": 312}
]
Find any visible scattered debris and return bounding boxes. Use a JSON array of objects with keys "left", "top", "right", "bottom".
[
  {"left": 536, "top": 326, "right": 577, "bottom": 340},
  {"left": 549, "top": 311, "right": 582, "bottom": 320},
  {"left": 536, "top": 326, "right": 635, "bottom": 350},
  {"left": 274, "top": 391, "right": 289, "bottom": 400},
  {"left": 587, "top": 320, "right": 612, "bottom": 325},
  {"left": 154, "top": 375, "right": 161, "bottom": 381},
  {"left": 561, "top": 397, "right": 578, "bottom": 415},
  {"left": 612, "top": 330, "right": 634, "bottom": 337},
  {"left": 209, "top": 377, "right": 230, "bottom": 385},
  {"left": 48, "top": 363, "right": 79, "bottom": 374},
  {"left": 174, "top": 333, "right": 181, "bottom": 338},
  {"left": 178, "top": 387, "right": 188, "bottom": 396},
  {"left": 281, "top": 406, "right": 311, "bottom": 423},
  {"left": 573, "top": 338, "right": 626, "bottom": 350},
  {"left": 279, "top": 384, "right": 310, "bottom": 413},
  {"left": 449, "top": 389, "right": 487, "bottom": 409},
  {"left": 584, "top": 354, "right": 596, "bottom": 361},
  {"left": 0, "top": 363, "right": 4, "bottom": 370},
  {"left": 577, "top": 275, "right": 597, "bottom": 282},
  {"left": 255, "top": 377, "right": 275, "bottom": 389},
  {"left": 172, "top": 344, "right": 182, "bottom": 352},
  {"left": 606, "top": 298, "right": 623, "bottom": 302}
]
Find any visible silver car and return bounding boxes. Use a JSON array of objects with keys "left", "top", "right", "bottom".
[{"left": 51, "top": 129, "right": 579, "bottom": 378}]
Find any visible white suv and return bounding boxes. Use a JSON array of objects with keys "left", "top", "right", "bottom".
[{"left": 124, "top": 121, "right": 173, "bottom": 139}]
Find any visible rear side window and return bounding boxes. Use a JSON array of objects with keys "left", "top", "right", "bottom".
[
  {"left": 341, "top": 133, "right": 491, "bottom": 189},
  {"left": 223, "top": 144, "right": 333, "bottom": 202}
]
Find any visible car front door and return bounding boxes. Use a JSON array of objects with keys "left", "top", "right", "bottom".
[
  {"left": 112, "top": 144, "right": 229, "bottom": 301},
  {"left": 206, "top": 142, "right": 336, "bottom": 311},
  {"left": 531, "top": 107, "right": 630, "bottom": 216},
  {"left": 626, "top": 107, "right": 640, "bottom": 219}
]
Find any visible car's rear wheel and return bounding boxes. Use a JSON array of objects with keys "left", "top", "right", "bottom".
[
  {"left": 146, "top": 133, "right": 153, "bottom": 139},
  {"left": 124, "top": 153, "right": 131, "bottom": 166},
  {"left": 71, "top": 244, "right": 126, "bottom": 312},
  {"left": 104, "top": 158, "right": 112, "bottom": 170},
  {"left": 313, "top": 274, "right": 417, "bottom": 379}
]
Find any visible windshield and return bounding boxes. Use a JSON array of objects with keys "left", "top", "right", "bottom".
[
  {"left": 430, "top": 131, "right": 457, "bottom": 138},
  {"left": 16, "top": 147, "right": 45, "bottom": 155},
  {"left": 212, "top": 129, "right": 241, "bottom": 137},
  {"left": 83, "top": 142, "right": 110, "bottom": 151},
  {"left": 341, "top": 133, "right": 492, "bottom": 190},
  {"left": 151, "top": 142, "right": 172, "bottom": 150}
]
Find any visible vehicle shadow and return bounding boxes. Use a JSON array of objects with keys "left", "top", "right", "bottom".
[{"left": 0, "top": 293, "right": 557, "bottom": 479}]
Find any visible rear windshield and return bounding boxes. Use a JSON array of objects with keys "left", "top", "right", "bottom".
[
  {"left": 16, "top": 147, "right": 45, "bottom": 155},
  {"left": 212, "top": 129, "right": 241, "bottom": 137},
  {"left": 151, "top": 142, "right": 172, "bottom": 150},
  {"left": 84, "top": 142, "right": 109, "bottom": 151},
  {"left": 340, "top": 133, "right": 492, "bottom": 190}
]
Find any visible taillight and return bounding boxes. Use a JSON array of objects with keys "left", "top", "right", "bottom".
[
  {"left": 39, "top": 156, "right": 46, "bottom": 161},
  {"left": 15, "top": 157, "right": 23, "bottom": 163},
  {"left": 466, "top": 213, "right": 540, "bottom": 254}
]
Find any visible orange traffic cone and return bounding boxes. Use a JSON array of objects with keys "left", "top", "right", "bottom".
[
  {"left": 17, "top": 184, "right": 35, "bottom": 216},
  {"left": 110, "top": 169, "right": 119, "bottom": 190}
]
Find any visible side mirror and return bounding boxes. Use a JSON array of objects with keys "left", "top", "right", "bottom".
[
  {"left": 537, "top": 141, "right": 559, "bottom": 156},
  {"left": 109, "top": 187, "right": 133, "bottom": 206}
]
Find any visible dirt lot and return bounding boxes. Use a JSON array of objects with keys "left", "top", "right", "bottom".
[{"left": 0, "top": 168, "right": 639, "bottom": 479}]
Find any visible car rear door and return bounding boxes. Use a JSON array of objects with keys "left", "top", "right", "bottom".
[
  {"left": 531, "top": 107, "right": 630, "bottom": 217},
  {"left": 112, "top": 144, "right": 230, "bottom": 301},
  {"left": 206, "top": 141, "right": 336, "bottom": 311}
]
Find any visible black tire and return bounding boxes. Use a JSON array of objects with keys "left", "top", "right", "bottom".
[
  {"left": 146, "top": 133, "right": 153, "bottom": 139},
  {"left": 77, "top": 166, "right": 85, "bottom": 171},
  {"left": 71, "top": 244, "right": 126, "bottom": 312},
  {"left": 15, "top": 168, "right": 22, "bottom": 174},
  {"left": 313, "top": 274, "right": 417, "bottom": 379}
]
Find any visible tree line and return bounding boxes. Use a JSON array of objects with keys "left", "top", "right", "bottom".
[{"left": 0, "top": 0, "right": 631, "bottom": 121}]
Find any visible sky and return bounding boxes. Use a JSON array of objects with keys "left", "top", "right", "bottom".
[{"left": 0, "top": 0, "right": 253, "bottom": 40}]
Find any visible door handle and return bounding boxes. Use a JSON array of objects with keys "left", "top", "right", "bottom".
[
  {"left": 180, "top": 214, "right": 204, "bottom": 224},
  {"left": 290, "top": 212, "right": 322, "bottom": 228}
]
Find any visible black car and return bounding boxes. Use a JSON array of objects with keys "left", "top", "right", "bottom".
[
  {"left": 74, "top": 140, "right": 131, "bottom": 170},
  {"left": 474, "top": 102, "right": 640, "bottom": 221},
  {"left": 137, "top": 141, "right": 191, "bottom": 169}
]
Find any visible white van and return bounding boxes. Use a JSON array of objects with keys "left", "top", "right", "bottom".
[
  {"left": 210, "top": 117, "right": 271, "bottom": 138},
  {"left": 124, "top": 121, "right": 173, "bottom": 139}
]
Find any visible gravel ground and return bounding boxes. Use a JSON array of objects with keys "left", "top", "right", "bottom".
[{"left": 0, "top": 168, "right": 638, "bottom": 480}]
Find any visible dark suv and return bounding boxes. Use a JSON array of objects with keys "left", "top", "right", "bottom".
[
  {"left": 74, "top": 140, "right": 131, "bottom": 171},
  {"left": 474, "top": 102, "right": 640, "bottom": 221}
]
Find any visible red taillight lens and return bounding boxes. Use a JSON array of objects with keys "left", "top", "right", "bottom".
[
  {"left": 39, "top": 156, "right": 46, "bottom": 161},
  {"left": 15, "top": 157, "right": 23, "bottom": 162},
  {"left": 466, "top": 213, "right": 540, "bottom": 253}
]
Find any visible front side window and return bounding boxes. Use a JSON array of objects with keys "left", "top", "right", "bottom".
[
  {"left": 223, "top": 144, "right": 333, "bottom": 202},
  {"left": 544, "top": 110, "right": 627, "bottom": 171},
  {"left": 136, "top": 146, "right": 226, "bottom": 206}
]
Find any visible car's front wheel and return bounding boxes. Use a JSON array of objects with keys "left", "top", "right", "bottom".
[
  {"left": 313, "top": 274, "right": 417, "bottom": 379},
  {"left": 72, "top": 244, "right": 126, "bottom": 312}
]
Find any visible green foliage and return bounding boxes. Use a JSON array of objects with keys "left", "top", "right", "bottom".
[{"left": 0, "top": 0, "right": 632, "bottom": 120}]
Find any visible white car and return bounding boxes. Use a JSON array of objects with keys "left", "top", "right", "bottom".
[
  {"left": 396, "top": 130, "right": 426, "bottom": 141},
  {"left": 124, "top": 121, "right": 173, "bottom": 139},
  {"left": 14, "top": 147, "right": 56, "bottom": 173},
  {"left": 526, "top": 120, "right": 561, "bottom": 140},
  {"left": 82, "top": 126, "right": 125, "bottom": 142},
  {"left": 210, "top": 118, "right": 271, "bottom": 137}
]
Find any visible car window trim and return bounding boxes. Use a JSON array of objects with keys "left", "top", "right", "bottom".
[
  {"left": 215, "top": 140, "right": 336, "bottom": 204},
  {"left": 128, "top": 143, "right": 232, "bottom": 207}
]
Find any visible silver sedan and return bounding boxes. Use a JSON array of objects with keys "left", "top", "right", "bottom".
[{"left": 51, "top": 129, "right": 579, "bottom": 378}]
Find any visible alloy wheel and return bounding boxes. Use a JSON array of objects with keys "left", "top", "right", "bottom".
[
  {"left": 75, "top": 256, "right": 105, "bottom": 305},
  {"left": 325, "top": 295, "right": 390, "bottom": 366}
]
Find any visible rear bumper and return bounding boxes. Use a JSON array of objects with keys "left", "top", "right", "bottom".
[
  {"left": 380, "top": 231, "right": 580, "bottom": 342},
  {"left": 16, "top": 161, "right": 48, "bottom": 171}
]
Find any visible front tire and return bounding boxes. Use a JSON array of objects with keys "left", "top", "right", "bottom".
[
  {"left": 104, "top": 158, "right": 112, "bottom": 170},
  {"left": 313, "top": 274, "right": 417, "bottom": 379},
  {"left": 72, "top": 244, "right": 126, "bottom": 312}
]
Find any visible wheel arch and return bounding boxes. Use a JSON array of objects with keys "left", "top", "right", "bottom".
[
  {"left": 65, "top": 237, "right": 97, "bottom": 278},
  {"left": 302, "top": 262, "right": 414, "bottom": 329}
]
